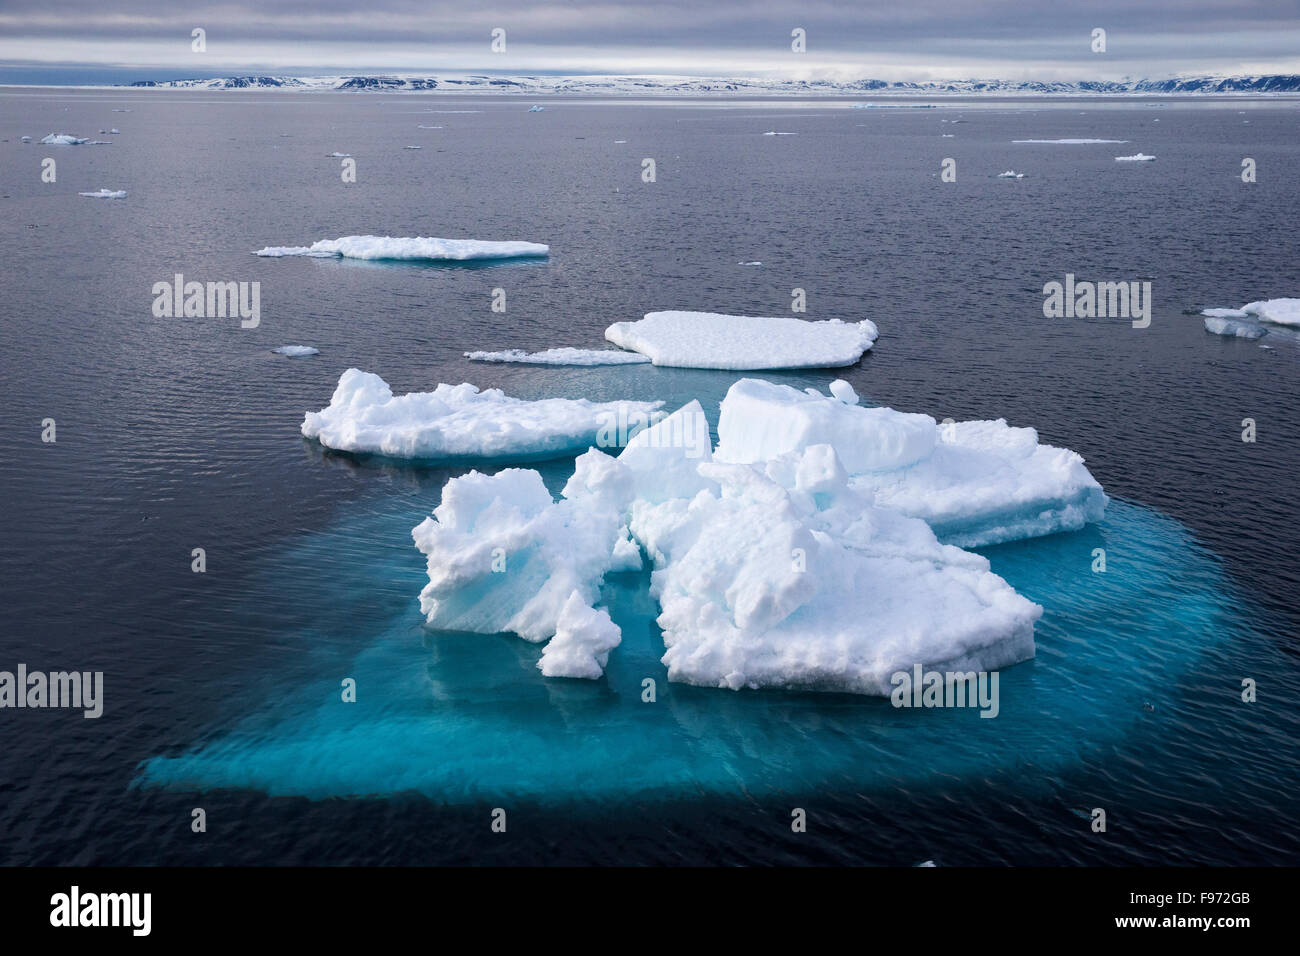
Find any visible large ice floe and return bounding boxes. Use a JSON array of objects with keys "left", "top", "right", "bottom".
[
  {"left": 78, "top": 188, "right": 127, "bottom": 199},
  {"left": 302, "top": 368, "right": 663, "bottom": 461},
  {"left": 411, "top": 380, "right": 1107, "bottom": 692},
  {"left": 254, "top": 235, "right": 549, "bottom": 261},
  {"left": 1201, "top": 298, "right": 1300, "bottom": 328},
  {"left": 605, "top": 311, "right": 879, "bottom": 369}
]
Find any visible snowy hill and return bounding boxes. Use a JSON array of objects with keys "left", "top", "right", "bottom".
[{"left": 119, "top": 72, "right": 1300, "bottom": 95}]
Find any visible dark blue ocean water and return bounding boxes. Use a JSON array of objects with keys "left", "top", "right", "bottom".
[{"left": 1, "top": 89, "right": 1298, "bottom": 865}]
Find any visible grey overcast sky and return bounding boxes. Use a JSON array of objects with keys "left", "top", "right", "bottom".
[{"left": 2, "top": 1, "right": 1299, "bottom": 83}]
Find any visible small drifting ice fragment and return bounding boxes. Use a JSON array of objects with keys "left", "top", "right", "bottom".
[
  {"left": 1202, "top": 298, "right": 1300, "bottom": 328},
  {"left": 403, "top": 145, "right": 421, "bottom": 149},
  {"left": 1115, "top": 153, "right": 1156, "bottom": 162},
  {"left": 78, "top": 188, "right": 127, "bottom": 199},
  {"left": 20, "top": 135, "right": 31, "bottom": 142},
  {"left": 996, "top": 170, "right": 1026, "bottom": 178},
  {"left": 604, "top": 311, "right": 880, "bottom": 370},
  {"left": 829, "top": 379, "right": 859, "bottom": 405},
  {"left": 272, "top": 345, "right": 320, "bottom": 357},
  {"left": 326, "top": 152, "right": 351, "bottom": 157},
  {"left": 254, "top": 235, "right": 549, "bottom": 261},
  {"left": 40, "top": 133, "right": 89, "bottom": 145},
  {"left": 738, "top": 261, "right": 762, "bottom": 266},
  {"left": 762, "top": 131, "right": 796, "bottom": 136},
  {"left": 528, "top": 105, "right": 545, "bottom": 112},
  {"left": 1013, "top": 138, "right": 1128, "bottom": 144},
  {"left": 465, "top": 347, "right": 650, "bottom": 366}
]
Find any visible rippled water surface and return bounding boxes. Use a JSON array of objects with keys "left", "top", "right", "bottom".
[{"left": 1, "top": 90, "right": 1298, "bottom": 865}]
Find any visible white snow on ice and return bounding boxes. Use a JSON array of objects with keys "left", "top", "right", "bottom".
[
  {"left": 254, "top": 235, "right": 549, "bottom": 261},
  {"left": 605, "top": 311, "right": 879, "bottom": 370},
  {"left": 303, "top": 368, "right": 662, "bottom": 461}
]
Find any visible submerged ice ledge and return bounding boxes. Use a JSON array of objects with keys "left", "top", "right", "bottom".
[
  {"left": 254, "top": 235, "right": 549, "bottom": 261},
  {"left": 466, "top": 347, "right": 651, "bottom": 366},
  {"left": 412, "top": 379, "right": 1107, "bottom": 693},
  {"left": 302, "top": 369, "right": 663, "bottom": 461}
]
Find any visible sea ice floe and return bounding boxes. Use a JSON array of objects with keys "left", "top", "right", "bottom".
[
  {"left": 40, "top": 133, "right": 90, "bottom": 145},
  {"left": 1203, "top": 317, "right": 1267, "bottom": 339},
  {"left": 1201, "top": 298, "right": 1300, "bottom": 328},
  {"left": 762, "top": 131, "right": 797, "bottom": 136},
  {"left": 1013, "top": 138, "right": 1128, "bottom": 144},
  {"left": 273, "top": 345, "right": 320, "bottom": 356},
  {"left": 996, "top": 170, "right": 1026, "bottom": 178},
  {"left": 78, "top": 188, "right": 127, "bottom": 199},
  {"left": 412, "top": 394, "right": 1059, "bottom": 690},
  {"left": 529, "top": 105, "right": 545, "bottom": 112},
  {"left": 20, "top": 135, "right": 31, "bottom": 142},
  {"left": 714, "top": 379, "right": 1107, "bottom": 547},
  {"left": 605, "top": 311, "right": 879, "bottom": 369},
  {"left": 1115, "top": 153, "right": 1156, "bottom": 161},
  {"left": 303, "top": 368, "right": 662, "bottom": 461},
  {"left": 254, "top": 235, "right": 549, "bottom": 261},
  {"left": 326, "top": 151, "right": 351, "bottom": 157},
  {"left": 465, "top": 347, "right": 651, "bottom": 366}
]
